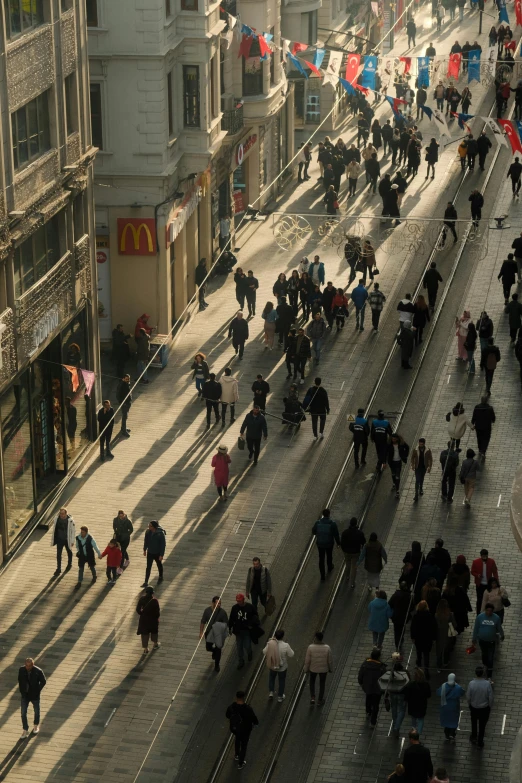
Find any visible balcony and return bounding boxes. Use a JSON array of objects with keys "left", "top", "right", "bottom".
[
  {"left": 222, "top": 104, "right": 244, "bottom": 136},
  {"left": 0, "top": 308, "right": 17, "bottom": 389},
  {"left": 74, "top": 234, "right": 92, "bottom": 303}
]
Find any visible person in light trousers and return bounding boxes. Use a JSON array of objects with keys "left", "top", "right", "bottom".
[{"left": 263, "top": 630, "right": 295, "bottom": 702}]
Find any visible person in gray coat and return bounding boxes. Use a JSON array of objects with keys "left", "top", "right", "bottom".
[
  {"left": 399, "top": 320, "right": 415, "bottom": 369},
  {"left": 245, "top": 557, "right": 272, "bottom": 611},
  {"left": 459, "top": 448, "right": 480, "bottom": 508},
  {"left": 239, "top": 405, "right": 268, "bottom": 464}
]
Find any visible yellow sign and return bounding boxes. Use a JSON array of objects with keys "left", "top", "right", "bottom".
[{"left": 117, "top": 218, "right": 156, "bottom": 256}]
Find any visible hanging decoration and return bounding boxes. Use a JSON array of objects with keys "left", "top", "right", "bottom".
[
  {"left": 499, "top": 0, "right": 510, "bottom": 24},
  {"left": 345, "top": 53, "right": 361, "bottom": 83},
  {"left": 238, "top": 34, "right": 254, "bottom": 59},
  {"left": 452, "top": 112, "right": 474, "bottom": 132},
  {"left": 417, "top": 57, "right": 430, "bottom": 87},
  {"left": 304, "top": 60, "right": 323, "bottom": 77},
  {"left": 468, "top": 49, "right": 481, "bottom": 83},
  {"left": 447, "top": 53, "right": 462, "bottom": 79},
  {"left": 498, "top": 120, "right": 522, "bottom": 153}
]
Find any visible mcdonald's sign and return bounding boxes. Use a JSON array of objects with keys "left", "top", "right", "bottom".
[{"left": 117, "top": 218, "right": 156, "bottom": 256}]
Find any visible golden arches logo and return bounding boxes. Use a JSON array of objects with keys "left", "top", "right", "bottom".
[{"left": 120, "top": 223, "right": 153, "bottom": 253}]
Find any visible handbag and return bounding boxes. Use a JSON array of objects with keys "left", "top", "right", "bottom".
[
  {"left": 237, "top": 436, "right": 245, "bottom": 450},
  {"left": 333, "top": 200, "right": 340, "bottom": 209},
  {"left": 501, "top": 595, "right": 511, "bottom": 607},
  {"left": 448, "top": 621, "right": 458, "bottom": 638},
  {"left": 373, "top": 267, "right": 380, "bottom": 275}
]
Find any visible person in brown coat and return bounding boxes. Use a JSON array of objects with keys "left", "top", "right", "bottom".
[
  {"left": 136, "top": 586, "right": 160, "bottom": 654},
  {"left": 358, "top": 532, "right": 388, "bottom": 591}
]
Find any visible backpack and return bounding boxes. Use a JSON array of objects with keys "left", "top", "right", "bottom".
[
  {"left": 229, "top": 704, "right": 243, "bottom": 735},
  {"left": 486, "top": 351, "right": 497, "bottom": 370}
]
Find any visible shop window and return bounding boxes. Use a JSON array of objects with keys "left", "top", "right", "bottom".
[
  {"left": 210, "top": 56, "right": 217, "bottom": 120},
  {"left": 14, "top": 215, "right": 61, "bottom": 298},
  {"left": 32, "top": 339, "right": 66, "bottom": 499},
  {"left": 86, "top": 0, "right": 98, "bottom": 27},
  {"left": 73, "top": 193, "right": 85, "bottom": 242},
  {"left": 305, "top": 10, "right": 317, "bottom": 45},
  {"left": 1, "top": 372, "right": 35, "bottom": 546},
  {"left": 11, "top": 91, "right": 51, "bottom": 171},
  {"left": 167, "top": 71, "right": 174, "bottom": 136},
  {"left": 90, "top": 83, "right": 103, "bottom": 149},
  {"left": 61, "top": 311, "right": 90, "bottom": 462},
  {"left": 65, "top": 73, "right": 77, "bottom": 136},
  {"left": 6, "top": 0, "right": 44, "bottom": 38},
  {"left": 183, "top": 65, "right": 200, "bottom": 128},
  {"left": 165, "top": 0, "right": 171, "bottom": 16},
  {"left": 305, "top": 83, "right": 321, "bottom": 124},
  {"left": 243, "top": 38, "right": 263, "bottom": 97},
  {"left": 181, "top": 0, "right": 198, "bottom": 9}
]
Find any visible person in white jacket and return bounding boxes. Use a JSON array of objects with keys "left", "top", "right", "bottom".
[
  {"left": 446, "top": 402, "right": 474, "bottom": 449},
  {"left": 298, "top": 257, "right": 310, "bottom": 276},
  {"left": 263, "top": 629, "right": 295, "bottom": 702},
  {"left": 51, "top": 507, "right": 76, "bottom": 576},
  {"left": 220, "top": 367, "right": 239, "bottom": 426}
]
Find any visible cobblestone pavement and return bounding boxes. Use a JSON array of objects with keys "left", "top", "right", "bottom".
[
  {"left": 303, "top": 129, "right": 522, "bottom": 783},
  {"left": 0, "top": 10, "right": 504, "bottom": 783}
]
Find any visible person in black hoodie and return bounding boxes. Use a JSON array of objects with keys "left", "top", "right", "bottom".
[
  {"left": 427, "top": 538, "right": 451, "bottom": 584},
  {"left": 228, "top": 310, "right": 249, "bottom": 359},
  {"left": 228, "top": 594, "right": 258, "bottom": 670},
  {"left": 389, "top": 582, "right": 413, "bottom": 651},
  {"left": 507, "top": 156, "right": 522, "bottom": 195},
  {"left": 440, "top": 440, "right": 460, "bottom": 503},
  {"left": 471, "top": 396, "right": 496, "bottom": 457},
  {"left": 423, "top": 262, "right": 443, "bottom": 310},
  {"left": 252, "top": 374, "right": 270, "bottom": 411},
  {"left": 410, "top": 601, "right": 437, "bottom": 676},
  {"left": 477, "top": 130, "right": 492, "bottom": 170},
  {"left": 18, "top": 658, "right": 47, "bottom": 738},
  {"left": 341, "top": 517, "right": 366, "bottom": 587},
  {"left": 304, "top": 377, "right": 330, "bottom": 441},
  {"left": 142, "top": 520, "right": 166, "bottom": 587},
  {"left": 202, "top": 373, "right": 222, "bottom": 429},
  {"left": 480, "top": 337, "right": 501, "bottom": 396},
  {"left": 226, "top": 690, "right": 259, "bottom": 769},
  {"left": 358, "top": 648, "right": 386, "bottom": 726},
  {"left": 469, "top": 189, "right": 484, "bottom": 226},
  {"left": 387, "top": 433, "right": 410, "bottom": 498},
  {"left": 113, "top": 509, "right": 134, "bottom": 569},
  {"left": 498, "top": 253, "right": 518, "bottom": 303},
  {"left": 97, "top": 400, "right": 115, "bottom": 461},
  {"left": 116, "top": 373, "right": 132, "bottom": 437}
]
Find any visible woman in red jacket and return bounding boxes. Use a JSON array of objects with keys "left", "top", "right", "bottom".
[
  {"left": 99, "top": 539, "right": 122, "bottom": 585},
  {"left": 331, "top": 288, "right": 349, "bottom": 331}
]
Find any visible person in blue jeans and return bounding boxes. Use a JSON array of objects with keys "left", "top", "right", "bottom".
[
  {"left": 350, "top": 279, "right": 369, "bottom": 331},
  {"left": 306, "top": 312, "right": 327, "bottom": 364},
  {"left": 191, "top": 352, "right": 209, "bottom": 397},
  {"left": 18, "top": 658, "right": 46, "bottom": 739},
  {"left": 263, "top": 630, "right": 295, "bottom": 702},
  {"left": 403, "top": 667, "right": 431, "bottom": 735},
  {"left": 229, "top": 594, "right": 258, "bottom": 670}
]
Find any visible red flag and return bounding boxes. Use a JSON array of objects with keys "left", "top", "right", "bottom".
[
  {"left": 355, "top": 83, "right": 369, "bottom": 95},
  {"left": 399, "top": 56, "right": 411, "bottom": 73},
  {"left": 292, "top": 42, "right": 308, "bottom": 54},
  {"left": 447, "top": 53, "right": 461, "bottom": 78},
  {"left": 63, "top": 365, "right": 80, "bottom": 392},
  {"left": 505, "top": 39, "right": 517, "bottom": 50},
  {"left": 345, "top": 53, "right": 361, "bottom": 84},
  {"left": 392, "top": 97, "right": 408, "bottom": 113},
  {"left": 304, "top": 60, "right": 323, "bottom": 77},
  {"left": 238, "top": 34, "right": 254, "bottom": 59},
  {"left": 498, "top": 119, "right": 522, "bottom": 153},
  {"left": 516, "top": 0, "right": 522, "bottom": 26},
  {"left": 258, "top": 35, "right": 271, "bottom": 58}
]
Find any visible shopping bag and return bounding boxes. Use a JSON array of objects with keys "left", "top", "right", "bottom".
[{"left": 237, "top": 436, "right": 245, "bottom": 450}]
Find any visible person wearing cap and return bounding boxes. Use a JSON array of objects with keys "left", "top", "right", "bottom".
[
  {"left": 200, "top": 596, "right": 229, "bottom": 672},
  {"left": 142, "top": 520, "right": 166, "bottom": 587},
  {"left": 134, "top": 313, "right": 155, "bottom": 339},
  {"left": 350, "top": 409, "right": 370, "bottom": 468},
  {"left": 228, "top": 593, "right": 258, "bottom": 669},
  {"left": 240, "top": 405, "right": 268, "bottom": 464},
  {"left": 211, "top": 445, "right": 231, "bottom": 501},
  {"left": 136, "top": 586, "right": 160, "bottom": 654},
  {"left": 371, "top": 411, "right": 392, "bottom": 472}
]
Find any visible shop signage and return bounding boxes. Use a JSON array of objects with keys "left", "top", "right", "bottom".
[
  {"left": 233, "top": 190, "right": 245, "bottom": 215},
  {"left": 168, "top": 187, "right": 202, "bottom": 244},
  {"left": 117, "top": 218, "right": 156, "bottom": 256},
  {"left": 30, "top": 305, "right": 60, "bottom": 355},
  {"left": 96, "top": 237, "right": 112, "bottom": 340},
  {"left": 236, "top": 134, "right": 257, "bottom": 166}
]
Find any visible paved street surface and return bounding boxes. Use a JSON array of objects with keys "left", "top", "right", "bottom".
[{"left": 0, "top": 8, "right": 518, "bottom": 783}]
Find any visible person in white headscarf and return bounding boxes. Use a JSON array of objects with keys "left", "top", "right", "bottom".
[{"left": 436, "top": 673, "right": 465, "bottom": 741}]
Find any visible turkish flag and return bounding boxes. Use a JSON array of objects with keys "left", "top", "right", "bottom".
[
  {"left": 304, "top": 60, "right": 323, "bottom": 77},
  {"left": 505, "top": 39, "right": 517, "bottom": 51},
  {"left": 292, "top": 42, "right": 308, "bottom": 54},
  {"left": 447, "top": 53, "right": 462, "bottom": 78},
  {"left": 258, "top": 35, "right": 271, "bottom": 58},
  {"left": 498, "top": 119, "right": 522, "bottom": 154},
  {"left": 516, "top": 0, "right": 522, "bottom": 26},
  {"left": 345, "top": 53, "right": 361, "bottom": 84},
  {"left": 392, "top": 97, "right": 408, "bottom": 112},
  {"left": 399, "top": 56, "right": 411, "bottom": 74},
  {"left": 238, "top": 34, "right": 254, "bottom": 59}
]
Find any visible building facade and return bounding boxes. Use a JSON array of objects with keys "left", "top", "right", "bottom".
[
  {"left": 0, "top": 0, "right": 98, "bottom": 559},
  {"left": 88, "top": 0, "right": 293, "bottom": 342}
]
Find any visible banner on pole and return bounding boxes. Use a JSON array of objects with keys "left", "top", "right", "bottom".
[
  {"left": 360, "top": 55, "right": 377, "bottom": 89},
  {"left": 468, "top": 49, "right": 481, "bottom": 83}
]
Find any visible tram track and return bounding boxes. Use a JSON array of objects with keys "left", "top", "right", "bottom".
[{"left": 204, "top": 92, "right": 512, "bottom": 783}]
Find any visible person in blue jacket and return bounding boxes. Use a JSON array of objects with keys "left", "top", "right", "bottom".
[
  {"left": 309, "top": 255, "right": 325, "bottom": 287},
  {"left": 436, "top": 673, "right": 465, "bottom": 741},
  {"left": 312, "top": 508, "right": 340, "bottom": 581},
  {"left": 371, "top": 410, "right": 393, "bottom": 472},
  {"left": 368, "top": 589, "right": 394, "bottom": 648},
  {"left": 350, "top": 279, "right": 369, "bottom": 331},
  {"left": 472, "top": 603, "right": 504, "bottom": 679}
]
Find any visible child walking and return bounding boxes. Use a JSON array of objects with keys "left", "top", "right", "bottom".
[{"left": 100, "top": 539, "right": 121, "bottom": 585}]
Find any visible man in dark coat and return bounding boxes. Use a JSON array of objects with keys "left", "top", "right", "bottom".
[
  {"left": 477, "top": 131, "right": 492, "bottom": 171},
  {"left": 366, "top": 153, "right": 380, "bottom": 194},
  {"left": 402, "top": 729, "right": 433, "bottom": 782},
  {"left": 471, "top": 396, "right": 496, "bottom": 457},
  {"left": 506, "top": 293, "right": 522, "bottom": 342},
  {"left": 245, "top": 270, "right": 259, "bottom": 316},
  {"left": 382, "top": 185, "right": 401, "bottom": 226},
  {"left": 498, "top": 254, "right": 518, "bottom": 303},
  {"left": 136, "top": 586, "right": 160, "bottom": 653},
  {"left": 358, "top": 648, "right": 386, "bottom": 726},
  {"left": 276, "top": 297, "right": 295, "bottom": 349},
  {"left": 507, "top": 155, "right": 522, "bottom": 195},
  {"left": 469, "top": 189, "right": 484, "bottom": 225},
  {"left": 226, "top": 690, "right": 259, "bottom": 769},
  {"left": 240, "top": 406, "right": 268, "bottom": 464},
  {"left": 423, "top": 262, "right": 443, "bottom": 310},
  {"left": 398, "top": 321, "right": 414, "bottom": 369},
  {"left": 113, "top": 510, "right": 133, "bottom": 568},
  {"left": 97, "top": 400, "right": 115, "bottom": 461},
  {"left": 195, "top": 258, "right": 209, "bottom": 310},
  {"left": 112, "top": 324, "right": 131, "bottom": 377},
  {"left": 142, "top": 520, "right": 166, "bottom": 586},
  {"left": 228, "top": 310, "right": 249, "bottom": 359},
  {"left": 427, "top": 538, "right": 451, "bottom": 585},
  {"left": 378, "top": 173, "right": 392, "bottom": 205},
  {"left": 440, "top": 440, "right": 460, "bottom": 503},
  {"left": 116, "top": 373, "right": 132, "bottom": 436},
  {"left": 285, "top": 328, "right": 311, "bottom": 382},
  {"left": 480, "top": 337, "right": 501, "bottom": 395},
  {"left": 18, "top": 658, "right": 46, "bottom": 738},
  {"left": 202, "top": 373, "right": 222, "bottom": 428},
  {"left": 304, "top": 377, "right": 330, "bottom": 441}
]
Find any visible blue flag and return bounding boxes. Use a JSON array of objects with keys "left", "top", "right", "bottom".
[
  {"left": 468, "top": 49, "right": 481, "bottom": 83},
  {"left": 498, "top": 0, "right": 509, "bottom": 23},
  {"left": 339, "top": 77, "right": 356, "bottom": 96},
  {"left": 515, "top": 120, "right": 522, "bottom": 144},
  {"left": 287, "top": 53, "right": 308, "bottom": 78},
  {"left": 417, "top": 57, "right": 430, "bottom": 87},
  {"left": 360, "top": 55, "right": 377, "bottom": 89},
  {"left": 420, "top": 105, "right": 433, "bottom": 120},
  {"left": 456, "top": 112, "right": 474, "bottom": 130},
  {"left": 313, "top": 48, "right": 326, "bottom": 69}
]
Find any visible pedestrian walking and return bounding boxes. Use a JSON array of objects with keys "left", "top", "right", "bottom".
[
  {"left": 455, "top": 311, "right": 471, "bottom": 360},
  {"left": 350, "top": 279, "right": 369, "bottom": 331},
  {"left": 412, "top": 295, "right": 429, "bottom": 345},
  {"left": 437, "top": 674, "right": 465, "bottom": 742},
  {"left": 471, "top": 396, "right": 495, "bottom": 457},
  {"left": 324, "top": 184, "right": 339, "bottom": 214},
  {"left": 447, "top": 554, "right": 471, "bottom": 591},
  {"left": 142, "top": 519, "right": 166, "bottom": 587},
  {"left": 211, "top": 444, "right": 231, "bottom": 502},
  {"left": 402, "top": 728, "right": 433, "bottom": 782},
  {"left": 220, "top": 367, "right": 238, "bottom": 426},
  {"left": 382, "top": 119, "right": 393, "bottom": 154},
  {"left": 401, "top": 541, "right": 425, "bottom": 589},
  {"left": 305, "top": 631, "right": 333, "bottom": 706},
  {"left": 285, "top": 327, "right": 311, "bottom": 382},
  {"left": 477, "top": 130, "right": 492, "bottom": 170},
  {"left": 303, "top": 377, "right": 330, "bottom": 441},
  {"left": 350, "top": 408, "right": 370, "bottom": 467},
  {"left": 341, "top": 517, "right": 366, "bottom": 587},
  {"left": 403, "top": 672, "right": 432, "bottom": 737},
  {"left": 228, "top": 310, "right": 249, "bottom": 359},
  {"left": 410, "top": 600, "right": 437, "bottom": 677},
  {"left": 191, "top": 352, "right": 209, "bottom": 398},
  {"left": 387, "top": 433, "right": 409, "bottom": 498},
  {"left": 463, "top": 320, "right": 477, "bottom": 373},
  {"left": 287, "top": 270, "right": 301, "bottom": 317},
  {"left": 459, "top": 448, "right": 480, "bottom": 507},
  {"left": 368, "top": 590, "right": 393, "bottom": 648},
  {"left": 262, "top": 301, "right": 278, "bottom": 350},
  {"left": 99, "top": 539, "right": 121, "bottom": 585},
  {"left": 398, "top": 321, "right": 414, "bottom": 369},
  {"left": 74, "top": 525, "right": 100, "bottom": 589},
  {"left": 245, "top": 270, "right": 258, "bottom": 317},
  {"left": 466, "top": 134, "right": 478, "bottom": 170},
  {"left": 517, "top": 331, "right": 522, "bottom": 390},
  {"left": 435, "top": 599, "right": 457, "bottom": 671},
  {"left": 397, "top": 293, "right": 415, "bottom": 328},
  {"left": 51, "top": 507, "right": 76, "bottom": 576},
  {"left": 443, "top": 574, "right": 472, "bottom": 634},
  {"left": 358, "top": 532, "right": 387, "bottom": 590},
  {"left": 382, "top": 655, "right": 410, "bottom": 737},
  {"left": 407, "top": 17, "right": 416, "bottom": 47},
  {"left": 480, "top": 337, "right": 501, "bottom": 395},
  {"left": 421, "top": 578, "right": 441, "bottom": 614},
  {"left": 252, "top": 374, "right": 269, "bottom": 411},
  {"left": 469, "top": 189, "right": 484, "bottom": 226},
  {"left": 239, "top": 405, "right": 268, "bottom": 464},
  {"left": 471, "top": 549, "right": 499, "bottom": 614},
  {"left": 263, "top": 629, "right": 294, "bottom": 702},
  {"left": 371, "top": 409, "right": 392, "bottom": 471},
  {"left": 410, "top": 438, "right": 432, "bottom": 501},
  {"left": 423, "top": 262, "right": 443, "bottom": 311},
  {"left": 245, "top": 556, "right": 272, "bottom": 612},
  {"left": 358, "top": 647, "right": 386, "bottom": 725},
  {"left": 428, "top": 538, "right": 451, "bottom": 583},
  {"left": 417, "top": 557, "right": 443, "bottom": 599},
  {"left": 312, "top": 508, "right": 340, "bottom": 581},
  {"left": 512, "top": 231, "right": 522, "bottom": 281},
  {"left": 346, "top": 159, "right": 361, "bottom": 196},
  {"left": 309, "top": 255, "right": 325, "bottom": 287},
  {"left": 368, "top": 283, "right": 386, "bottom": 332},
  {"left": 229, "top": 593, "right": 258, "bottom": 669},
  {"left": 382, "top": 183, "right": 401, "bottom": 225},
  {"left": 388, "top": 582, "right": 412, "bottom": 652},
  {"left": 113, "top": 509, "right": 133, "bottom": 569},
  {"left": 473, "top": 604, "right": 504, "bottom": 681},
  {"left": 480, "top": 577, "right": 509, "bottom": 624},
  {"left": 306, "top": 311, "right": 327, "bottom": 363},
  {"left": 200, "top": 596, "right": 228, "bottom": 672},
  {"left": 467, "top": 666, "right": 494, "bottom": 747},
  {"left": 506, "top": 294, "right": 522, "bottom": 343},
  {"left": 136, "top": 328, "right": 151, "bottom": 383},
  {"left": 477, "top": 310, "right": 493, "bottom": 352},
  {"left": 226, "top": 690, "right": 259, "bottom": 770},
  {"left": 202, "top": 373, "right": 221, "bottom": 430},
  {"left": 446, "top": 402, "right": 472, "bottom": 449},
  {"left": 331, "top": 288, "right": 349, "bottom": 331},
  {"left": 115, "top": 373, "right": 132, "bottom": 437},
  {"left": 97, "top": 399, "right": 114, "bottom": 461},
  {"left": 18, "top": 658, "right": 46, "bottom": 739},
  {"left": 507, "top": 156, "right": 522, "bottom": 195},
  {"left": 195, "top": 258, "right": 209, "bottom": 310},
  {"left": 498, "top": 253, "right": 518, "bottom": 305},
  {"left": 425, "top": 138, "right": 439, "bottom": 179}
]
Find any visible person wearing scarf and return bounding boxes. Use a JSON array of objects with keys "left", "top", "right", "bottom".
[{"left": 437, "top": 673, "right": 465, "bottom": 741}]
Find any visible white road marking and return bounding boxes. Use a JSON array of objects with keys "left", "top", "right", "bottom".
[
  {"left": 502, "top": 714, "right": 507, "bottom": 735},
  {"left": 340, "top": 381, "right": 345, "bottom": 390},
  {"left": 105, "top": 709, "right": 116, "bottom": 727},
  {"left": 220, "top": 548, "right": 228, "bottom": 562},
  {"left": 497, "top": 494, "right": 502, "bottom": 508},
  {"left": 447, "top": 375, "right": 451, "bottom": 383}
]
